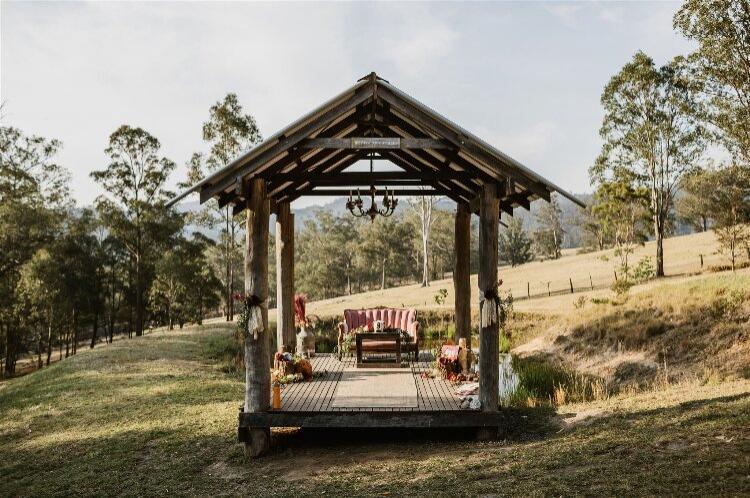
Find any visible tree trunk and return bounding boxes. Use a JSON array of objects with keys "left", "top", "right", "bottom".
[
  {"left": 4, "top": 323, "right": 17, "bottom": 375},
  {"left": 276, "top": 203, "right": 295, "bottom": 353},
  {"left": 46, "top": 310, "right": 53, "bottom": 366},
  {"left": 90, "top": 310, "right": 99, "bottom": 349},
  {"left": 421, "top": 231, "right": 430, "bottom": 287},
  {"left": 72, "top": 309, "right": 78, "bottom": 355},
  {"left": 478, "top": 184, "right": 499, "bottom": 414},
  {"left": 37, "top": 328, "right": 43, "bottom": 369},
  {"left": 655, "top": 223, "right": 664, "bottom": 277},
  {"left": 454, "top": 203, "right": 472, "bottom": 351},
  {"left": 197, "top": 285, "right": 204, "bottom": 326},
  {"left": 135, "top": 252, "right": 144, "bottom": 336},
  {"left": 381, "top": 258, "right": 386, "bottom": 290}
]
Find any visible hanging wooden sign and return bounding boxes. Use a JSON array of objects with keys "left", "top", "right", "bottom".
[{"left": 350, "top": 137, "right": 400, "bottom": 149}]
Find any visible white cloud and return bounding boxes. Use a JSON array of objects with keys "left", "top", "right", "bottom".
[
  {"left": 485, "top": 121, "right": 560, "bottom": 167},
  {"left": 1, "top": 1, "right": 691, "bottom": 206},
  {"left": 544, "top": 4, "right": 582, "bottom": 28},
  {"left": 597, "top": 5, "right": 624, "bottom": 24},
  {"left": 377, "top": 10, "right": 460, "bottom": 74}
]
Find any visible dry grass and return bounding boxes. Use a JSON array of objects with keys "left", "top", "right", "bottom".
[
  {"left": 515, "top": 271, "right": 750, "bottom": 391},
  {"left": 1, "top": 322, "right": 748, "bottom": 496},
  {"left": 305, "top": 230, "right": 729, "bottom": 318}
]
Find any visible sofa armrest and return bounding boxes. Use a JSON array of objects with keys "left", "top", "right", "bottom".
[{"left": 408, "top": 321, "right": 420, "bottom": 343}]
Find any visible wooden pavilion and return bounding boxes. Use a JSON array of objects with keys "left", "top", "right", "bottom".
[{"left": 170, "top": 73, "right": 584, "bottom": 456}]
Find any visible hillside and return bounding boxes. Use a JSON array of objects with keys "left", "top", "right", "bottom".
[
  {"left": 307, "top": 229, "right": 726, "bottom": 317},
  {"left": 515, "top": 271, "right": 750, "bottom": 389},
  {"left": 1, "top": 272, "right": 749, "bottom": 496}
]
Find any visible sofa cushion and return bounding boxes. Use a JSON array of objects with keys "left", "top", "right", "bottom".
[{"left": 344, "top": 308, "right": 417, "bottom": 339}]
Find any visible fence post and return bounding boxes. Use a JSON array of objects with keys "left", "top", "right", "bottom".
[
  {"left": 527, "top": 282, "right": 530, "bottom": 299},
  {"left": 589, "top": 274, "right": 594, "bottom": 290},
  {"left": 569, "top": 277, "right": 574, "bottom": 294},
  {"left": 700, "top": 254, "right": 704, "bottom": 268},
  {"left": 614, "top": 270, "right": 618, "bottom": 282},
  {"left": 547, "top": 282, "right": 551, "bottom": 297}
]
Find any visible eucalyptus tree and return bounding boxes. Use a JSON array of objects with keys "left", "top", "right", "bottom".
[
  {"left": 675, "top": 0, "right": 750, "bottom": 163},
  {"left": 0, "top": 126, "right": 69, "bottom": 374},
  {"left": 676, "top": 168, "right": 715, "bottom": 232},
  {"left": 705, "top": 165, "right": 750, "bottom": 271},
  {"left": 100, "top": 235, "right": 128, "bottom": 344},
  {"left": 591, "top": 52, "right": 705, "bottom": 277},
  {"left": 296, "top": 212, "right": 360, "bottom": 299},
  {"left": 407, "top": 194, "right": 441, "bottom": 287},
  {"left": 499, "top": 217, "right": 534, "bottom": 267},
  {"left": 591, "top": 176, "right": 651, "bottom": 277},
  {"left": 533, "top": 194, "right": 565, "bottom": 260},
  {"left": 183, "top": 94, "right": 262, "bottom": 321},
  {"left": 358, "top": 214, "right": 412, "bottom": 290},
  {"left": 57, "top": 208, "right": 103, "bottom": 355},
  {"left": 91, "top": 125, "right": 178, "bottom": 337},
  {"left": 15, "top": 248, "right": 64, "bottom": 367},
  {"left": 428, "top": 209, "right": 455, "bottom": 281}
]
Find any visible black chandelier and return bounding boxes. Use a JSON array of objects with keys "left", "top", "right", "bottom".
[{"left": 346, "top": 154, "right": 398, "bottom": 222}]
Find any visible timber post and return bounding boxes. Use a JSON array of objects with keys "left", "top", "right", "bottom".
[
  {"left": 244, "top": 178, "right": 271, "bottom": 457},
  {"left": 453, "top": 202, "right": 471, "bottom": 351},
  {"left": 478, "top": 183, "right": 499, "bottom": 417},
  {"left": 276, "top": 202, "right": 295, "bottom": 352}
]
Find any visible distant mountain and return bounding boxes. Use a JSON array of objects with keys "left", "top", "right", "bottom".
[{"left": 178, "top": 192, "right": 592, "bottom": 249}]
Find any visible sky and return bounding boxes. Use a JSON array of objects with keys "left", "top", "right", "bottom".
[{"left": 1, "top": 1, "right": 694, "bottom": 209}]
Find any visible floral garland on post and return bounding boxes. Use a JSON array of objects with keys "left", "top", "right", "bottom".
[
  {"left": 236, "top": 293, "right": 265, "bottom": 340},
  {"left": 479, "top": 279, "right": 512, "bottom": 329}
]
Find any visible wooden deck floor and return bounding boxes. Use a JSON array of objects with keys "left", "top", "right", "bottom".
[{"left": 278, "top": 353, "right": 462, "bottom": 412}]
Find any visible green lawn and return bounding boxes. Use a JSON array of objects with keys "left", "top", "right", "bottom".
[{"left": 1, "top": 323, "right": 748, "bottom": 497}]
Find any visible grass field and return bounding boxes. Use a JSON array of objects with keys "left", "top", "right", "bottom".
[
  {"left": 306, "top": 230, "right": 729, "bottom": 316},
  {"left": 2, "top": 234, "right": 749, "bottom": 496},
  {"left": 2, "top": 272, "right": 749, "bottom": 496}
]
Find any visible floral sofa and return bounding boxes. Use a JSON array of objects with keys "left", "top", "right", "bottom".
[{"left": 337, "top": 307, "right": 420, "bottom": 361}]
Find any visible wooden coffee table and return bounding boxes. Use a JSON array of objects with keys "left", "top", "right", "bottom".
[{"left": 356, "top": 332, "right": 402, "bottom": 368}]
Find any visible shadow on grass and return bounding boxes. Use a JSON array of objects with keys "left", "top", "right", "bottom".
[
  {"left": 2, "top": 385, "right": 748, "bottom": 496},
  {"left": 265, "top": 405, "right": 558, "bottom": 456}
]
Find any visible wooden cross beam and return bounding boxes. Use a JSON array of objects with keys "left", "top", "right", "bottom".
[
  {"left": 300, "top": 137, "right": 451, "bottom": 149},
  {"left": 301, "top": 188, "right": 446, "bottom": 196},
  {"left": 269, "top": 170, "right": 472, "bottom": 185}
]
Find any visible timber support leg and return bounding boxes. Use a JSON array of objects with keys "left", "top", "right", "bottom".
[
  {"left": 244, "top": 427, "right": 271, "bottom": 458},
  {"left": 475, "top": 426, "right": 499, "bottom": 441}
]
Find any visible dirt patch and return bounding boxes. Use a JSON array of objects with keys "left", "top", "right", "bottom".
[{"left": 205, "top": 461, "right": 244, "bottom": 481}]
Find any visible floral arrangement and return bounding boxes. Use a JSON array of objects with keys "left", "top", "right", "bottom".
[
  {"left": 234, "top": 292, "right": 264, "bottom": 340},
  {"left": 273, "top": 351, "right": 313, "bottom": 383},
  {"left": 294, "top": 293, "right": 308, "bottom": 328},
  {"left": 420, "top": 342, "right": 477, "bottom": 383}
]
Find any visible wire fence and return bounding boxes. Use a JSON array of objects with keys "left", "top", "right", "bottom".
[{"left": 506, "top": 252, "right": 721, "bottom": 302}]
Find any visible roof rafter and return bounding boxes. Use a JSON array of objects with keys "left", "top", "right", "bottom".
[{"left": 168, "top": 73, "right": 585, "bottom": 211}]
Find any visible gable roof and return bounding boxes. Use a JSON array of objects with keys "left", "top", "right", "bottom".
[{"left": 169, "top": 73, "right": 584, "bottom": 215}]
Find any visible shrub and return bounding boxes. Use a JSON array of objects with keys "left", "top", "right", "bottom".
[
  {"left": 506, "top": 356, "right": 609, "bottom": 407},
  {"left": 611, "top": 278, "right": 634, "bottom": 296},
  {"left": 631, "top": 256, "right": 655, "bottom": 283}
]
